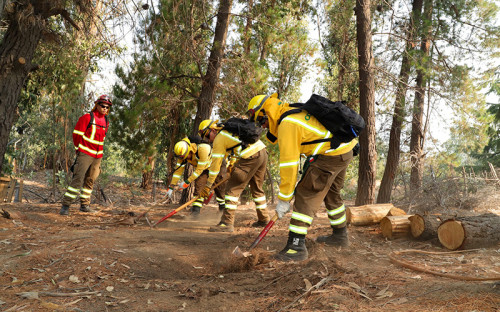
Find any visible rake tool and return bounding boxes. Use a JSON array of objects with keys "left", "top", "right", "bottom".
[
  {"left": 233, "top": 213, "right": 279, "bottom": 257},
  {"left": 152, "top": 174, "right": 231, "bottom": 228}
]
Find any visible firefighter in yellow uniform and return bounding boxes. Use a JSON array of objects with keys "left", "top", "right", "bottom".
[
  {"left": 198, "top": 119, "right": 270, "bottom": 232},
  {"left": 247, "top": 93, "right": 357, "bottom": 262},
  {"left": 168, "top": 136, "right": 226, "bottom": 215}
]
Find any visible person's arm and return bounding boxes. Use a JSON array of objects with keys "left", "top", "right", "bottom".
[
  {"left": 186, "top": 144, "right": 211, "bottom": 184},
  {"left": 72, "top": 114, "right": 89, "bottom": 150},
  {"left": 170, "top": 160, "right": 186, "bottom": 187},
  {"left": 206, "top": 134, "right": 229, "bottom": 186},
  {"left": 277, "top": 120, "right": 302, "bottom": 202}
]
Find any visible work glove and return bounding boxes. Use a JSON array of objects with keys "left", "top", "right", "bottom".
[
  {"left": 226, "top": 164, "right": 234, "bottom": 173},
  {"left": 178, "top": 180, "right": 190, "bottom": 190},
  {"left": 200, "top": 185, "right": 211, "bottom": 198},
  {"left": 275, "top": 200, "right": 291, "bottom": 219},
  {"left": 166, "top": 186, "right": 174, "bottom": 199}
]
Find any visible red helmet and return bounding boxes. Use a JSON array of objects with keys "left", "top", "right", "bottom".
[{"left": 95, "top": 94, "right": 112, "bottom": 106}]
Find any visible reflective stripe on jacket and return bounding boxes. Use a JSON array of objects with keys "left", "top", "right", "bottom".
[
  {"left": 170, "top": 143, "right": 212, "bottom": 186},
  {"left": 207, "top": 130, "right": 266, "bottom": 186},
  {"left": 73, "top": 112, "right": 108, "bottom": 159},
  {"left": 277, "top": 110, "right": 357, "bottom": 201}
]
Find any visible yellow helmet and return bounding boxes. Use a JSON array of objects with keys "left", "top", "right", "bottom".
[
  {"left": 198, "top": 119, "right": 219, "bottom": 138},
  {"left": 246, "top": 93, "right": 278, "bottom": 121},
  {"left": 173, "top": 137, "right": 192, "bottom": 159}
]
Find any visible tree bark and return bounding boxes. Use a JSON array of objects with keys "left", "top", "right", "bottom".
[
  {"left": 0, "top": 12, "right": 43, "bottom": 174},
  {"left": 354, "top": 0, "right": 377, "bottom": 205},
  {"left": 377, "top": 0, "right": 423, "bottom": 203},
  {"left": 437, "top": 213, "right": 500, "bottom": 250},
  {"left": 243, "top": 0, "right": 253, "bottom": 56},
  {"left": 380, "top": 215, "right": 413, "bottom": 239},
  {"left": 410, "top": 0, "right": 433, "bottom": 194},
  {"left": 347, "top": 203, "right": 406, "bottom": 226},
  {"left": 141, "top": 156, "right": 155, "bottom": 189},
  {"left": 409, "top": 213, "right": 442, "bottom": 240},
  {"left": 192, "top": 0, "right": 233, "bottom": 134}
]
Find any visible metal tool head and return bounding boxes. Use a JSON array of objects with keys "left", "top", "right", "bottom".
[{"left": 232, "top": 246, "right": 251, "bottom": 258}]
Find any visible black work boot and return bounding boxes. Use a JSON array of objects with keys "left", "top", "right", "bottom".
[
  {"left": 208, "top": 222, "right": 234, "bottom": 232},
  {"left": 59, "top": 205, "right": 70, "bottom": 215},
  {"left": 79, "top": 204, "right": 94, "bottom": 213},
  {"left": 274, "top": 233, "right": 308, "bottom": 262},
  {"left": 191, "top": 206, "right": 201, "bottom": 218},
  {"left": 251, "top": 219, "right": 269, "bottom": 227},
  {"left": 316, "top": 227, "right": 349, "bottom": 246}
]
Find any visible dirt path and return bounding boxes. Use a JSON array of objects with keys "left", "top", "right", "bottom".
[{"left": 0, "top": 201, "right": 499, "bottom": 312}]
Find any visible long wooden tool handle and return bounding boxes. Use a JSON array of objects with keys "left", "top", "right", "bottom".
[
  {"left": 152, "top": 196, "right": 198, "bottom": 227},
  {"left": 248, "top": 214, "right": 279, "bottom": 250},
  {"left": 153, "top": 173, "right": 232, "bottom": 227}
]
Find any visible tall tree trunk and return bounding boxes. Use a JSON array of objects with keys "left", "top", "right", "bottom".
[
  {"left": 243, "top": 0, "right": 253, "bottom": 56},
  {"left": 141, "top": 156, "right": 155, "bottom": 189},
  {"left": 377, "top": 0, "right": 424, "bottom": 203},
  {"left": 410, "top": 0, "right": 433, "bottom": 194},
  {"left": 192, "top": 0, "right": 233, "bottom": 134},
  {"left": 0, "top": 0, "right": 7, "bottom": 19},
  {"left": 354, "top": 0, "right": 377, "bottom": 205},
  {"left": 0, "top": 16, "right": 43, "bottom": 174}
]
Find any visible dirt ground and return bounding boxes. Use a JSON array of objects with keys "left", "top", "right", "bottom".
[{"left": 0, "top": 174, "right": 499, "bottom": 312}]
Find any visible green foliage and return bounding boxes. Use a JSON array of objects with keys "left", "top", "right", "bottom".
[
  {"left": 477, "top": 78, "right": 500, "bottom": 166},
  {"left": 317, "top": 0, "right": 359, "bottom": 105},
  {"left": 110, "top": 0, "right": 216, "bottom": 178},
  {"left": 8, "top": 7, "right": 121, "bottom": 177}
]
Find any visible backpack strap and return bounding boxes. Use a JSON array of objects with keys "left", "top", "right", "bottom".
[
  {"left": 226, "top": 143, "right": 242, "bottom": 154},
  {"left": 277, "top": 107, "right": 303, "bottom": 125},
  {"left": 301, "top": 137, "right": 342, "bottom": 149},
  {"left": 86, "top": 112, "right": 109, "bottom": 134},
  {"left": 86, "top": 112, "right": 95, "bottom": 131}
]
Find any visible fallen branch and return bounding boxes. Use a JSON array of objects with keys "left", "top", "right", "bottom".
[
  {"left": 277, "top": 277, "right": 331, "bottom": 312},
  {"left": 389, "top": 249, "right": 500, "bottom": 281},
  {"left": 39, "top": 291, "right": 98, "bottom": 297},
  {"left": 24, "top": 188, "right": 49, "bottom": 203}
]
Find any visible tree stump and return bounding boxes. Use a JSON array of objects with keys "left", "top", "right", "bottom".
[
  {"left": 380, "top": 215, "right": 413, "bottom": 239},
  {"left": 409, "top": 214, "right": 442, "bottom": 240},
  {"left": 347, "top": 203, "right": 406, "bottom": 226},
  {"left": 437, "top": 213, "right": 500, "bottom": 250}
]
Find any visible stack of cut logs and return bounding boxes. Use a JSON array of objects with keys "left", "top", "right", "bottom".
[{"left": 347, "top": 203, "right": 500, "bottom": 250}]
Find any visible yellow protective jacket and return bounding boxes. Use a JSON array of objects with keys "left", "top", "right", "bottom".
[
  {"left": 170, "top": 143, "right": 212, "bottom": 186},
  {"left": 207, "top": 130, "right": 266, "bottom": 186},
  {"left": 276, "top": 111, "right": 357, "bottom": 201}
]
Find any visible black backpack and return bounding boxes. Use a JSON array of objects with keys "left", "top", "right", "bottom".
[
  {"left": 221, "top": 117, "right": 262, "bottom": 149},
  {"left": 278, "top": 94, "right": 365, "bottom": 150}
]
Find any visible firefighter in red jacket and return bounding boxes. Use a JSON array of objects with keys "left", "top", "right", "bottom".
[{"left": 59, "top": 95, "right": 111, "bottom": 215}]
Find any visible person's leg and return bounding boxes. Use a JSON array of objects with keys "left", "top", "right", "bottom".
[
  {"left": 191, "top": 171, "right": 209, "bottom": 216},
  {"left": 209, "top": 157, "right": 256, "bottom": 232},
  {"left": 80, "top": 157, "right": 102, "bottom": 212},
  {"left": 317, "top": 150, "right": 353, "bottom": 246},
  {"left": 247, "top": 150, "right": 270, "bottom": 226},
  {"left": 275, "top": 156, "right": 336, "bottom": 261},
  {"left": 213, "top": 163, "right": 228, "bottom": 211},
  {"left": 60, "top": 153, "right": 94, "bottom": 215}
]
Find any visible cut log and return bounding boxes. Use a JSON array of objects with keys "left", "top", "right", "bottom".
[
  {"left": 347, "top": 203, "right": 406, "bottom": 226},
  {"left": 380, "top": 215, "right": 413, "bottom": 239},
  {"left": 437, "top": 213, "right": 500, "bottom": 250},
  {"left": 409, "top": 214, "right": 442, "bottom": 239}
]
